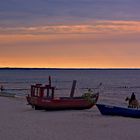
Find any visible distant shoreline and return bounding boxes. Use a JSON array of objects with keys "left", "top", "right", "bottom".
[{"left": 0, "top": 68, "right": 140, "bottom": 70}]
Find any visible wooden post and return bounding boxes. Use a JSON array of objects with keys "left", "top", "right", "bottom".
[
  {"left": 49, "top": 76, "right": 51, "bottom": 86},
  {"left": 31, "top": 85, "right": 34, "bottom": 96},
  {"left": 51, "top": 87, "right": 54, "bottom": 99},
  {"left": 70, "top": 80, "right": 77, "bottom": 98},
  {"left": 47, "top": 86, "right": 50, "bottom": 97}
]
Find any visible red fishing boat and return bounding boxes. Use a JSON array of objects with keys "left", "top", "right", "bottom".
[{"left": 26, "top": 77, "right": 99, "bottom": 110}]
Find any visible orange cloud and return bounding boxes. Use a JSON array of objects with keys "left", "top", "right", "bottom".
[
  {"left": 0, "top": 20, "right": 140, "bottom": 68},
  {"left": 1, "top": 20, "right": 140, "bottom": 35}
]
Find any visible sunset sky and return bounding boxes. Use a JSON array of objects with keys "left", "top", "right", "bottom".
[{"left": 0, "top": 0, "right": 140, "bottom": 68}]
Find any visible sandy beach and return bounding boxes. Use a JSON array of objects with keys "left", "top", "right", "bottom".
[{"left": 0, "top": 96, "right": 139, "bottom": 140}]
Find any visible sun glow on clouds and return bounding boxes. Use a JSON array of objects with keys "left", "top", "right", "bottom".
[
  {"left": 0, "top": 20, "right": 140, "bottom": 68},
  {"left": 1, "top": 20, "right": 140, "bottom": 35}
]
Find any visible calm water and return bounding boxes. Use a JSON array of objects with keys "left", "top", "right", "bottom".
[{"left": 0, "top": 69, "right": 140, "bottom": 106}]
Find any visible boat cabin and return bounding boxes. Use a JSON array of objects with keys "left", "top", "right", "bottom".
[
  {"left": 29, "top": 76, "right": 77, "bottom": 99},
  {"left": 30, "top": 84, "right": 55, "bottom": 99}
]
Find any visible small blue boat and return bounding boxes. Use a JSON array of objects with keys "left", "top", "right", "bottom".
[{"left": 96, "top": 104, "right": 140, "bottom": 118}]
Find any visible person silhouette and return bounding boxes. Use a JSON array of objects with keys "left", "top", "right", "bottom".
[
  {"left": 130, "top": 92, "right": 136, "bottom": 102},
  {"left": 0, "top": 85, "right": 4, "bottom": 91}
]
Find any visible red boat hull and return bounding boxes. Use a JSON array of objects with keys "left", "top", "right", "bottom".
[{"left": 27, "top": 95, "right": 98, "bottom": 110}]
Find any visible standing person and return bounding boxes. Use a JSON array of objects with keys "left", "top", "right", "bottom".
[
  {"left": 125, "top": 92, "right": 139, "bottom": 108},
  {"left": 130, "top": 92, "right": 136, "bottom": 102},
  {"left": 0, "top": 85, "right": 4, "bottom": 91}
]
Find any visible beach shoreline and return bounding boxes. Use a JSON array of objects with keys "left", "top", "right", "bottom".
[{"left": 0, "top": 97, "right": 139, "bottom": 140}]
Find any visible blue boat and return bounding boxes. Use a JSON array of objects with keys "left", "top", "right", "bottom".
[{"left": 96, "top": 104, "right": 140, "bottom": 118}]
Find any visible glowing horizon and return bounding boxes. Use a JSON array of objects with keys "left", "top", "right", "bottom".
[{"left": 1, "top": 0, "right": 140, "bottom": 68}]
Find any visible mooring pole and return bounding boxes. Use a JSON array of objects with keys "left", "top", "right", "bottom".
[
  {"left": 70, "top": 80, "right": 77, "bottom": 98},
  {"left": 49, "top": 76, "right": 51, "bottom": 86}
]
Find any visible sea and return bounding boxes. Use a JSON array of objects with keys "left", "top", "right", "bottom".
[{"left": 0, "top": 68, "right": 140, "bottom": 106}]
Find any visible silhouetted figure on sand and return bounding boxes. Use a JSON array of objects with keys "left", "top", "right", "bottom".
[
  {"left": 125, "top": 92, "right": 139, "bottom": 108},
  {"left": 130, "top": 92, "right": 136, "bottom": 102},
  {"left": 0, "top": 85, "right": 4, "bottom": 92}
]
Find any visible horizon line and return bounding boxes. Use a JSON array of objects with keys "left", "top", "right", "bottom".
[{"left": 0, "top": 67, "right": 140, "bottom": 70}]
